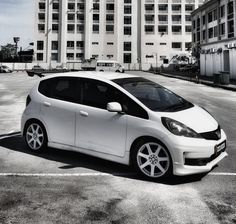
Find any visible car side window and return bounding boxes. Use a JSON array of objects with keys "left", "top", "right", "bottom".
[
  {"left": 81, "top": 78, "right": 148, "bottom": 119},
  {"left": 39, "top": 77, "right": 79, "bottom": 103}
]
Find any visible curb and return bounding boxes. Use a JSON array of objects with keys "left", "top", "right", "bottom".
[
  {"left": 0, "top": 131, "right": 21, "bottom": 140},
  {"left": 153, "top": 72, "right": 236, "bottom": 92}
]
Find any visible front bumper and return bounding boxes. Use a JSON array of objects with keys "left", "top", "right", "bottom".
[{"left": 163, "top": 129, "right": 228, "bottom": 176}]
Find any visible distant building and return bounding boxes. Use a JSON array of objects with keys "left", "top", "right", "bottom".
[
  {"left": 34, "top": 0, "right": 203, "bottom": 70},
  {"left": 192, "top": 0, "right": 236, "bottom": 79}
]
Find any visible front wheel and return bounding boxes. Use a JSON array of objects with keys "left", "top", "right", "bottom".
[
  {"left": 131, "top": 140, "right": 172, "bottom": 179},
  {"left": 25, "top": 122, "right": 47, "bottom": 152}
]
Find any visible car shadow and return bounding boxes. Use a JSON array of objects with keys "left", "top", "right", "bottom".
[{"left": 0, "top": 136, "right": 207, "bottom": 185}]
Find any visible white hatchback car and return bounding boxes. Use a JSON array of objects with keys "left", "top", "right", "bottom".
[{"left": 21, "top": 72, "right": 227, "bottom": 179}]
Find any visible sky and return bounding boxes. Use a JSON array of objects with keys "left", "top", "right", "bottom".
[{"left": 0, "top": 0, "right": 34, "bottom": 49}]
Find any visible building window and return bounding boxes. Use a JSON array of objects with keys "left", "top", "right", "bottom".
[
  {"left": 172, "top": 42, "right": 181, "bottom": 49},
  {"left": 213, "top": 26, "right": 218, "bottom": 37},
  {"left": 185, "top": 15, "right": 191, "bottom": 22},
  {"left": 185, "top": 26, "right": 192, "bottom": 33},
  {"left": 145, "top": 4, "right": 154, "bottom": 12},
  {"left": 67, "top": 41, "right": 74, "bottom": 49},
  {"left": 228, "top": 1, "right": 234, "bottom": 14},
  {"left": 77, "top": 24, "right": 84, "bottom": 33},
  {"left": 208, "top": 11, "right": 213, "bottom": 23},
  {"left": 52, "top": 3, "right": 59, "bottom": 11},
  {"left": 68, "top": 14, "right": 75, "bottom": 21},
  {"left": 228, "top": 20, "right": 234, "bottom": 38},
  {"left": 145, "top": 43, "right": 154, "bottom": 45},
  {"left": 92, "top": 42, "right": 99, "bottom": 45},
  {"left": 160, "top": 43, "right": 167, "bottom": 45},
  {"left": 197, "top": 31, "right": 200, "bottom": 41},
  {"left": 93, "top": 14, "right": 99, "bottom": 22},
  {"left": 77, "top": 41, "right": 84, "bottom": 49},
  {"left": 213, "top": 9, "right": 217, "bottom": 21},
  {"left": 172, "top": 15, "right": 181, "bottom": 23},
  {"left": 158, "top": 25, "right": 168, "bottom": 33},
  {"left": 106, "top": 25, "right": 114, "bottom": 33},
  {"left": 124, "top": 42, "right": 131, "bottom": 51},
  {"left": 106, "top": 14, "right": 114, "bottom": 23},
  {"left": 192, "top": 20, "right": 196, "bottom": 29},
  {"left": 67, "top": 24, "right": 75, "bottom": 33},
  {"left": 93, "top": 24, "right": 99, "bottom": 33},
  {"left": 38, "top": 13, "right": 45, "bottom": 21},
  {"left": 124, "top": 16, "right": 132, "bottom": 24},
  {"left": 106, "top": 4, "right": 114, "bottom": 12},
  {"left": 52, "top": 13, "right": 59, "bottom": 21},
  {"left": 220, "top": 23, "right": 225, "bottom": 35},
  {"left": 76, "top": 53, "right": 84, "bottom": 59},
  {"left": 124, "top": 26, "right": 132, "bottom": 35},
  {"left": 124, "top": 0, "right": 132, "bottom": 3},
  {"left": 124, "top": 53, "right": 131, "bottom": 63},
  {"left": 38, "top": 24, "right": 45, "bottom": 33},
  {"left": 68, "top": 3, "right": 75, "bottom": 12},
  {"left": 124, "top": 5, "right": 132, "bottom": 14},
  {"left": 107, "top": 55, "right": 113, "bottom": 59},
  {"left": 220, "top": 5, "right": 225, "bottom": 18},
  {"left": 172, "top": 26, "right": 182, "bottom": 33},
  {"left": 52, "top": 24, "right": 59, "bottom": 33},
  {"left": 77, "top": 14, "right": 84, "bottom": 22},
  {"left": 202, "top": 30, "right": 206, "bottom": 40},
  {"left": 67, "top": 53, "right": 74, "bottom": 60},
  {"left": 93, "top": 3, "right": 99, "bottom": 12},
  {"left": 39, "top": 2, "right": 45, "bottom": 10},
  {"left": 208, "top": 27, "right": 213, "bottom": 38},
  {"left": 158, "top": 4, "right": 168, "bottom": 11},
  {"left": 107, "top": 42, "right": 114, "bottom": 45},
  {"left": 37, "top": 41, "right": 44, "bottom": 50},
  {"left": 158, "top": 15, "right": 168, "bottom": 22},
  {"left": 51, "top": 41, "right": 58, "bottom": 50},
  {"left": 185, "top": 4, "right": 194, "bottom": 11},
  {"left": 77, "top": 3, "right": 84, "bottom": 11},
  {"left": 145, "top": 15, "right": 155, "bottom": 23},
  {"left": 185, "top": 42, "right": 191, "bottom": 50},
  {"left": 37, "top": 53, "right": 43, "bottom": 61},
  {"left": 145, "top": 25, "right": 155, "bottom": 34},
  {"left": 202, "top": 15, "right": 205, "bottom": 25},
  {"left": 51, "top": 53, "right": 58, "bottom": 61},
  {"left": 172, "top": 5, "right": 181, "bottom": 11}
]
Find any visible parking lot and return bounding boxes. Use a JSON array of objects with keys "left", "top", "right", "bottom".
[{"left": 0, "top": 71, "right": 236, "bottom": 224}]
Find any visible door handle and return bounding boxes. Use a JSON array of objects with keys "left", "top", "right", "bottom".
[
  {"left": 43, "top": 102, "right": 51, "bottom": 107},
  {"left": 79, "top": 111, "right": 88, "bottom": 117}
]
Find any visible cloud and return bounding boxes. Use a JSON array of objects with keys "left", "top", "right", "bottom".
[{"left": 0, "top": 0, "right": 34, "bottom": 48}]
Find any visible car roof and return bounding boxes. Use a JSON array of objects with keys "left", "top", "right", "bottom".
[{"left": 41, "top": 71, "right": 138, "bottom": 82}]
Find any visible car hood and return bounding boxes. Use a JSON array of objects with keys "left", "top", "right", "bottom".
[{"left": 159, "top": 105, "right": 218, "bottom": 133}]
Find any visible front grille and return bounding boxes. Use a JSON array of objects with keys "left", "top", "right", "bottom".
[{"left": 200, "top": 126, "right": 221, "bottom": 140}]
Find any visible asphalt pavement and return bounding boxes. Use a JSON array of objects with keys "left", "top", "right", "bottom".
[{"left": 0, "top": 71, "right": 236, "bottom": 224}]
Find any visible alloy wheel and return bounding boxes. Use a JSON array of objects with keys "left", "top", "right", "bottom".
[
  {"left": 26, "top": 123, "right": 44, "bottom": 150},
  {"left": 137, "top": 142, "right": 170, "bottom": 178}
]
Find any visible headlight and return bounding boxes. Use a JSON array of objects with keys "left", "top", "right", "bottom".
[{"left": 161, "top": 117, "right": 202, "bottom": 138}]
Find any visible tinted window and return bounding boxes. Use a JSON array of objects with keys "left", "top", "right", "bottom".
[
  {"left": 81, "top": 79, "right": 148, "bottom": 119},
  {"left": 38, "top": 77, "right": 79, "bottom": 103},
  {"left": 113, "top": 77, "right": 193, "bottom": 112}
]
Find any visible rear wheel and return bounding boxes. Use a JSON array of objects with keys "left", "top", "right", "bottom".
[
  {"left": 25, "top": 122, "right": 47, "bottom": 152},
  {"left": 132, "top": 140, "right": 172, "bottom": 179}
]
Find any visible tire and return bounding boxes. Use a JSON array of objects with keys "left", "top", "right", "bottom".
[
  {"left": 99, "top": 70, "right": 104, "bottom": 72},
  {"left": 115, "top": 70, "right": 120, "bottom": 73},
  {"left": 25, "top": 121, "right": 47, "bottom": 152},
  {"left": 131, "top": 139, "right": 172, "bottom": 179}
]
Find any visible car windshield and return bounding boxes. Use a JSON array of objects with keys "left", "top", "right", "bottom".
[{"left": 113, "top": 77, "right": 193, "bottom": 112}]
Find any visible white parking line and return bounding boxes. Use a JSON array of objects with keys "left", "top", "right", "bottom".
[{"left": 0, "top": 172, "right": 235, "bottom": 177}]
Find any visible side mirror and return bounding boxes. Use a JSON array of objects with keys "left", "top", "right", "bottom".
[{"left": 107, "top": 102, "right": 122, "bottom": 113}]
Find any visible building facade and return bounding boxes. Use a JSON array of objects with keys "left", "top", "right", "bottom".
[
  {"left": 192, "top": 0, "right": 236, "bottom": 78},
  {"left": 35, "top": 0, "right": 203, "bottom": 70}
]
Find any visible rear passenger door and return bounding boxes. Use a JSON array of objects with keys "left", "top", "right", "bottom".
[{"left": 39, "top": 77, "right": 79, "bottom": 146}]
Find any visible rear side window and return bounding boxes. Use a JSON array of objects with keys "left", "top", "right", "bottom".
[{"left": 38, "top": 77, "right": 79, "bottom": 103}]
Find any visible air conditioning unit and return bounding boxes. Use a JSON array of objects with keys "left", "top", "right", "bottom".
[{"left": 232, "top": 43, "right": 236, "bottom": 48}]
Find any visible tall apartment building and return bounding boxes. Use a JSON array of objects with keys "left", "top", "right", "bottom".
[
  {"left": 35, "top": 0, "right": 203, "bottom": 70},
  {"left": 192, "top": 0, "right": 236, "bottom": 78}
]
